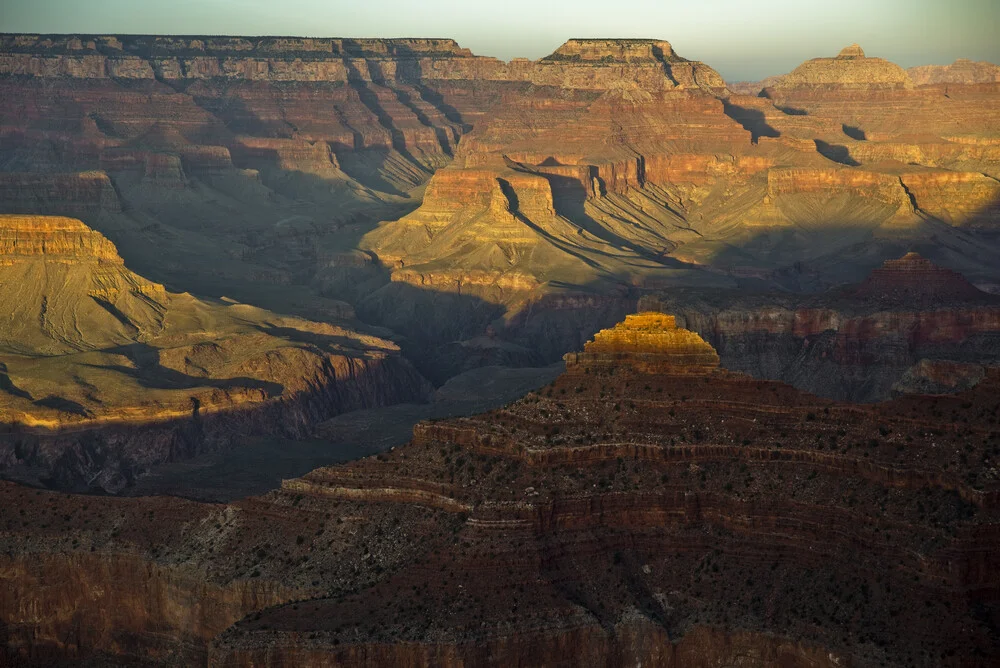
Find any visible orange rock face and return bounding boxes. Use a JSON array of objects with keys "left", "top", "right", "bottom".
[
  {"left": 565, "top": 312, "right": 721, "bottom": 374},
  {"left": 0, "top": 213, "right": 123, "bottom": 261}
]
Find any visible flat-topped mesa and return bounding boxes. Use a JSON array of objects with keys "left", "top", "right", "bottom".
[
  {"left": 0, "top": 32, "right": 726, "bottom": 90},
  {"left": 0, "top": 214, "right": 125, "bottom": 263},
  {"left": 540, "top": 38, "right": 726, "bottom": 90},
  {"left": 544, "top": 38, "right": 678, "bottom": 62},
  {"left": 0, "top": 34, "right": 473, "bottom": 58},
  {"left": 564, "top": 312, "right": 721, "bottom": 375},
  {"left": 854, "top": 252, "right": 986, "bottom": 303},
  {"left": 769, "top": 44, "right": 913, "bottom": 89}
]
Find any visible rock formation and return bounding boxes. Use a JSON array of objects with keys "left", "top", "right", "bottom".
[
  {"left": 642, "top": 254, "right": 1000, "bottom": 401},
  {"left": 766, "top": 44, "right": 913, "bottom": 89},
  {"left": 564, "top": 312, "right": 720, "bottom": 373},
  {"left": 0, "top": 214, "right": 431, "bottom": 491},
  {"left": 854, "top": 251, "right": 985, "bottom": 302},
  {"left": 1, "top": 32, "right": 1000, "bottom": 386},
  {"left": 909, "top": 59, "right": 1000, "bottom": 85},
  {"left": 1, "top": 314, "right": 998, "bottom": 665},
  {"left": 2, "top": 33, "right": 1000, "bottom": 667}
]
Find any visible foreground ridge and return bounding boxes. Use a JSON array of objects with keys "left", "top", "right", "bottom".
[{"left": 1, "top": 312, "right": 998, "bottom": 666}]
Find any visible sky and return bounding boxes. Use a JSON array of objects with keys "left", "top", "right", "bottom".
[{"left": 2, "top": 0, "right": 998, "bottom": 81}]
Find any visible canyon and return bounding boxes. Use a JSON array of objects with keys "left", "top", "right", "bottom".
[
  {"left": 0, "top": 214, "right": 430, "bottom": 493},
  {"left": 1, "top": 35, "right": 999, "bottom": 380},
  {"left": 2, "top": 32, "right": 1000, "bottom": 666},
  {"left": 1, "top": 315, "right": 998, "bottom": 666}
]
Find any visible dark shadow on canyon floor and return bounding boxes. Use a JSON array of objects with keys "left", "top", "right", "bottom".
[{"left": 722, "top": 100, "right": 781, "bottom": 144}]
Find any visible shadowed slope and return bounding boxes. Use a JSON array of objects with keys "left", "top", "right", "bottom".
[{"left": 0, "top": 215, "right": 431, "bottom": 491}]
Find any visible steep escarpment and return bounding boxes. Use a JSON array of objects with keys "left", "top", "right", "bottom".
[
  {"left": 642, "top": 253, "right": 1000, "bottom": 401},
  {"left": 0, "top": 215, "right": 430, "bottom": 492},
  {"left": 357, "top": 42, "right": 1000, "bottom": 355},
  {"left": 4, "top": 313, "right": 997, "bottom": 665}
]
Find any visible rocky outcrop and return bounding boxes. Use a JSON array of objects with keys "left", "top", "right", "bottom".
[
  {"left": 767, "top": 44, "right": 913, "bottom": 89},
  {"left": 0, "top": 213, "right": 127, "bottom": 260},
  {"left": 564, "top": 312, "right": 720, "bottom": 374}
]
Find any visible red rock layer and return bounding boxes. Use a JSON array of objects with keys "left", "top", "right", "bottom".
[
  {"left": 855, "top": 252, "right": 986, "bottom": 301},
  {"left": 641, "top": 255, "right": 1000, "bottom": 401}
]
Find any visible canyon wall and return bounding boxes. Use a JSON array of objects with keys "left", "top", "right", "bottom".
[
  {"left": 642, "top": 254, "right": 1000, "bottom": 401},
  {"left": 2, "top": 36, "right": 1000, "bottom": 382}
]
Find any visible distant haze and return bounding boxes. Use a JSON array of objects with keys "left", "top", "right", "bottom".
[{"left": 2, "top": 0, "right": 998, "bottom": 81}]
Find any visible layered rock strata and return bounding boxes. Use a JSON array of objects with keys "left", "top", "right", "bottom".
[
  {"left": 855, "top": 251, "right": 985, "bottom": 302},
  {"left": 767, "top": 44, "right": 914, "bottom": 89},
  {"left": 642, "top": 254, "right": 1000, "bottom": 401},
  {"left": 2, "top": 35, "right": 1000, "bottom": 381},
  {"left": 1, "top": 315, "right": 998, "bottom": 665},
  {"left": 908, "top": 59, "right": 1000, "bottom": 86},
  {"left": 564, "top": 312, "right": 720, "bottom": 374},
  {"left": 0, "top": 215, "right": 431, "bottom": 491}
]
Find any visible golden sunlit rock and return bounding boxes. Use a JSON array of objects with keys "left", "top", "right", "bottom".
[{"left": 565, "top": 312, "right": 721, "bottom": 374}]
